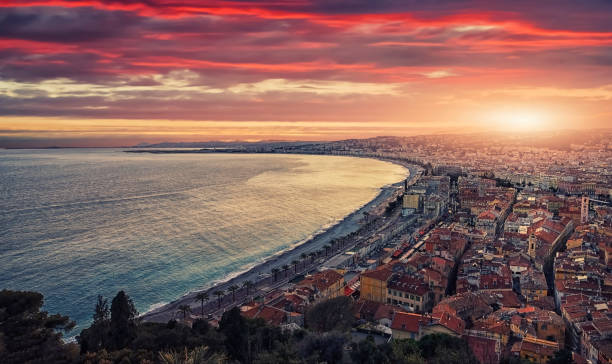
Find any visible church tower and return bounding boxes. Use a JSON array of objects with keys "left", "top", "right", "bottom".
[{"left": 528, "top": 233, "right": 537, "bottom": 259}]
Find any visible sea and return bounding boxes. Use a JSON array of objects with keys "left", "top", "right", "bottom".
[{"left": 0, "top": 149, "right": 407, "bottom": 334}]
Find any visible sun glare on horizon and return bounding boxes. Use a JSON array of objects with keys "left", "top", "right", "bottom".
[{"left": 483, "top": 107, "right": 552, "bottom": 133}]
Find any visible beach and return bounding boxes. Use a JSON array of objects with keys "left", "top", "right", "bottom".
[{"left": 141, "top": 160, "right": 416, "bottom": 323}]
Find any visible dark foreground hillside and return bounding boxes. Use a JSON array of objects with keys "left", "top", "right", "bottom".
[{"left": 0, "top": 290, "right": 571, "bottom": 364}]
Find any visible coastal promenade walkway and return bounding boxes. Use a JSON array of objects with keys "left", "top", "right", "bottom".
[
  {"left": 147, "top": 210, "right": 403, "bottom": 323},
  {"left": 141, "top": 175, "right": 415, "bottom": 324}
]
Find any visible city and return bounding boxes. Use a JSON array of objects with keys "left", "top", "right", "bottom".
[
  {"left": 132, "top": 131, "right": 611, "bottom": 363},
  {"left": 1, "top": 0, "right": 611, "bottom": 363}
]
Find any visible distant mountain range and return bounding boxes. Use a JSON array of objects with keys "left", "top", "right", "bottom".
[{"left": 131, "top": 129, "right": 611, "bottom": 151}]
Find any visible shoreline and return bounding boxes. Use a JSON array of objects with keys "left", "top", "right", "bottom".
[{"left": 140, "top": 153, "right": 416, "bottom": 323}]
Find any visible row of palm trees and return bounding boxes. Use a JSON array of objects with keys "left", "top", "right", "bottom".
[
  {"left": 176, "top": 236, "right": 358, "bottom": 321},
  {"left": 269, "top": 238, "right": 354, "bottom": 283},
  {"left": 177, "top": 280, "right": 257, "bottom": 321}
]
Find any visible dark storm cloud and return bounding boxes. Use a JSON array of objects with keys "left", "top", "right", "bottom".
[
  {"left": 0, "top": 0, "right": 610, "bottom": 124},
  {"left": 0, "top": 6, "right": 141, "bottom": 43}
]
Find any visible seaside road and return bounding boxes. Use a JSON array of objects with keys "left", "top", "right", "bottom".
[
  {"left": 141, "top": 164, "right": 418, "bottom": 324},
  {"left": 144, "top": 197, "right": 405, "bottom": 323}
]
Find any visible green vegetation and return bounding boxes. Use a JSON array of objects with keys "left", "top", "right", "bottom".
[
  {"left": 0, "top": 289, "right": 78, "bottom": 363},
  {"left": 350, "top": 334, "right": 479, "bottom": 364},
  {"left": 194, "top": 292, "right": 208, "bottom": 318},
  {"left": 305, "top": 296, "right": 355, "bottom": 332},
  {"left": 2, "top": 289, "right": 493, "bottom": 363}
]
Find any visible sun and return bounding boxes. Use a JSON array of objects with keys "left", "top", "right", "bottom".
[
  {"left": 505, "top": 111, "right": 543, "bottom": 132},
  {"left": 483, "top": 107, "right": 551, "bottom": 133}
]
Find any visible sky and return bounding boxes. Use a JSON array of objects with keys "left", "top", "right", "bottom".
[{"left": 0, "top": 0, "right": 611, "bottom": 147}]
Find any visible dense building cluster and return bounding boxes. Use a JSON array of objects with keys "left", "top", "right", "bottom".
[{"left": 167, "top": 134, "right": 611, "bottom": 363}]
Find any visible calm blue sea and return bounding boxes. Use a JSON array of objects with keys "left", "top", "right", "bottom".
[{"left": 0, "top": 149, "right": 406, "bottom": 334}]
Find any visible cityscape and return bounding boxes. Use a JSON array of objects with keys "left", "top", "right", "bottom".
[
  {"left": 134, "top": 131, "right": 612, "bottom": 363},
  {"left": 1, "top": 1, "right": 611, "bottom": 364}
]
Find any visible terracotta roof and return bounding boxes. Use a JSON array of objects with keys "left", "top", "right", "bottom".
[
  {"left": 388, "top": 274, "right": 430, "bottom": 296},
  {"left": 520, "top": 337, "right": 558, "bottom": 357},
  {"left": 391, "top": 312, "right": 426, "bottom": 333},
  {"left": 433, "top": 311, "right": 465, "bottom": 335},
  {"left": 298, "top": 269, "right": 344, "bottom": 292},
  {"left": 496, "top": 291, "right": 522, "bottom": 308},
  {"left": 361, "top": 267, "right": 394, "bottom": 282},
  {"left": 374, "top": 303, "right": 400, "bottom": 321},
  {"left": 353, "top": 299, "right": 381, "bottom": 320},
  {"left": 477, "top": 210, "right": 498, "bottom": 221},
  {"left": 242, "top": 305, "right": 287, "bottom": 326}
]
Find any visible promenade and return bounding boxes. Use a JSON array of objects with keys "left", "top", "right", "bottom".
[{"left": 141, "top": 161, "right": 420, "bottom": 323}]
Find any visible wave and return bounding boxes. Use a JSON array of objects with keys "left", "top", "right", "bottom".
[
  {"left": 141, "top": 184, "right": 397, "bottom": 318},
  {"left": 2, "top": 191, "right": 187, "bottom": 214}
]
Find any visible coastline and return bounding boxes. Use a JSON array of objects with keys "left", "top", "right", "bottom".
[{"left": 140, "top": 155, "right": 415, "bottom": 323}]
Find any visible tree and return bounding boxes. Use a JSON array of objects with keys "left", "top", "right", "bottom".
[
  {"left": 271, "top": 268, "right": 280, "bottom": 282},
  {"left": 228, "top": 284, "right": 239, "bottom": 302},
  {"left": 177, "top": 304, "right": 191, "bottom": 321},
  {"left": 299, "top": 332, "right": 346, "bottom": 364},
  {"left": 93, "top": 294, "right": 110, "bottom": 324},
  {"left": 291, "top": 260, "right": 299, "bottom": 274},
  {"left": 351, "top": 336, "right": 393, "bottom": 364},
  {"left": 300, "top": 253, "right": 308, "bottom": 268},
  {"left": 418, "top": 334, "right": 479, "bottom": 364},
  {"left": 159, "top": 346, "right": 227, "bottom": 364},
  {"left": 305, "top": 296, "right": 355, "bottom": 332},
  {"left": 219, "top": 307, "right": 248, "bottom": 363},
  {"left": 195, "top": 292, "right": 209, "bottom": 317},
  {"left": 391, "top": 339, "right": 424, "bottom": 363},
  {"left": 79, "top": 295, "right": 111, "bottom": 353},
  {"left": 243, "top": 280, "right": 254, "bottom": 296},
  {"left": 282, "top": 264, "right": 290, "bottom": 278},
  {"left": 0, "top": 290, "right": 77, "bottom": 363},
  {"left": 109, "top": 290, "right": 138, "bottom": 350},
  {"left": 213, "top": 290, "right": 224, "bottom": 309}
]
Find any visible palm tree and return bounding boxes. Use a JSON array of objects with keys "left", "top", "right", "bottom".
[
  {"left": 282, "top": 264, "right": 290, "bottom": 278},
  {"left": 271, "top": 268, "right": 280, "bottom": 282},
  {"left": 300, "top": 253, "right": 308, "bottom": 268},
  {"left": 160, "top": 346, "right": 226, "bottom": 364},
  {"left": 243, "top": 280, "right": 254, "bottom": 296},
  {"left": 177, "top": 304, "right": 191, "bottom": 321},
  {"left": 291, "top": 259, "right": 299, "bottom": 274},
  {"left": 309, "top": 252, "right": 317, "bottom": 264},
  {"left": 324, "top": 244, "right": 332, "bottom": 256},
  {"left": 228, "top": 284, "right": 239, "bottom": 302},
  {"left": 194, "top": 292, "right": 209, "bottom": 317},
  {"left": 213, "top": 290, "right": 224, "bottom": 309}
]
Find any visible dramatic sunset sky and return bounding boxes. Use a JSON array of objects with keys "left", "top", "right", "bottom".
[{"left": 1, "top": 1, "right": 611, "bottom": 147}]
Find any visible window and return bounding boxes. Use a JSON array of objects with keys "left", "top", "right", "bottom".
[{"left": 416, "top": 296, "right": 421, "bottom": 302}]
